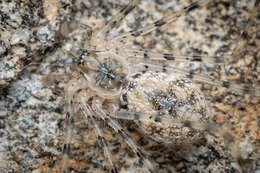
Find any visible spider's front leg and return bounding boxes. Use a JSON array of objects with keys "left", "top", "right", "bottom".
[
  {"left": 84, "top": 0, "right": 140, "bottom": 51},
  {"left": 59, "top": 78, "right": 88, "bottom": 173}
]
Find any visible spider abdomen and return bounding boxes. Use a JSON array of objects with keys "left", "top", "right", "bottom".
[{"left": 124, "top": 71, "right": 210, "bottom": 145}]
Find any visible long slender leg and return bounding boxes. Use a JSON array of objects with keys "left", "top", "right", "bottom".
[
  {"left": 59, "top": 101, "right": 76, "bottom": 172},
  {"left": 111, "top": 109, "right": 219, "bottom": 137},
  {"left": 79, "top": 99, "right": 118, "bottom": 173},
  {"left": 98, "top": 0, "right": 140, "bottom": 39},
  {"left": 60, "top": 83, "right": 76, "bottom": 173},
  {"left": 130, "top": 60, "right": 260, "bottom": 96},
  {"left": 59, "top": 79, "right": 88, "bottom": 173},
  {"left": 90, "top": 99, "right": 154, "bottom": 173},
  {"left": 84, "top": 0, "right": 140, "bottom": 49},
  {"left": 111, "top": 109, "right": 211, "bottom": 131},
  {"left": 60, "top": 111, "right": 74, "bottom": 173},
  {"left": 124, "top": 48, "right": 225, "bottom": 64},
  {"left": 112, "top": 0, "right": 210, "bottom": 43}
]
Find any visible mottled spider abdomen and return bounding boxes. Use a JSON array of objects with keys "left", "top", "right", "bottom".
[{"left": 124, "top": 71, "right": 210, "bottom": 145}]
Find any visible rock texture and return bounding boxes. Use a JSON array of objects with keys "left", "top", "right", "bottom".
[{"left": 0, "top": 0, "right": 259, "bottom": 173}]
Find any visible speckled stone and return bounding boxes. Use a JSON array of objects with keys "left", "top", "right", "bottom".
[
  {"left": 0, "top": 0, "right": 259, "bottom": 173},
  {"left": 0, "top": 0, "right": 63, "bottom": 87}
]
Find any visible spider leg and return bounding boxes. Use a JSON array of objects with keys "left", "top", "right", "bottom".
[
  {"left": 112, "top": 0, "right": 210, "bottom": 43},
  {"left": 111, "top": 110, "right": 210, "bottom": 131},
  {"left": 124, "top": 48, "right": 225, "bottom": 64},
  {"left": 98, "top": 0, "right": 140, "bottom": 39},
  {"left": 60, "top": 111, "right": 74, "bottom": 173},
  {"left": 131, "top": 60, "right": 260, "bottom": 96},
  {"left": 60, "top": 93, "right": 77, "bottom": 172},
  {"left": 91, "top": 99, "right": 154, "bottom": 173},
  {"left": 59, "top": 79, "right": 89, "bottom": 173},
  {"left": 79, "top": 100, "right": 118, "bottom": 173}
]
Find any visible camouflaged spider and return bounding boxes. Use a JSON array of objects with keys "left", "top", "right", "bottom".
[{"left": 41, "top": 0, "right": 259, "bottom": 172}]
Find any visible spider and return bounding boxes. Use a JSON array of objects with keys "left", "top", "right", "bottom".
[
  {"left": 4, "top": 0, "right": 259, "bottom": 173},
  {"left": 36, "top": 0, "right": 258, "bottom": 172}
]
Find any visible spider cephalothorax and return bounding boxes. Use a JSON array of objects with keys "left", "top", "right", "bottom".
[
  {"left": 95, "top": 58, "right": 126, "bottom": 89},
  {"left": 73, "top": 49, "right": 129, "bottom": 99}
]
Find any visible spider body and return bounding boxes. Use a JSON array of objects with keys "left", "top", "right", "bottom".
[{"left": 122, "top": 71, "right": 209, "bottom": 144}]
